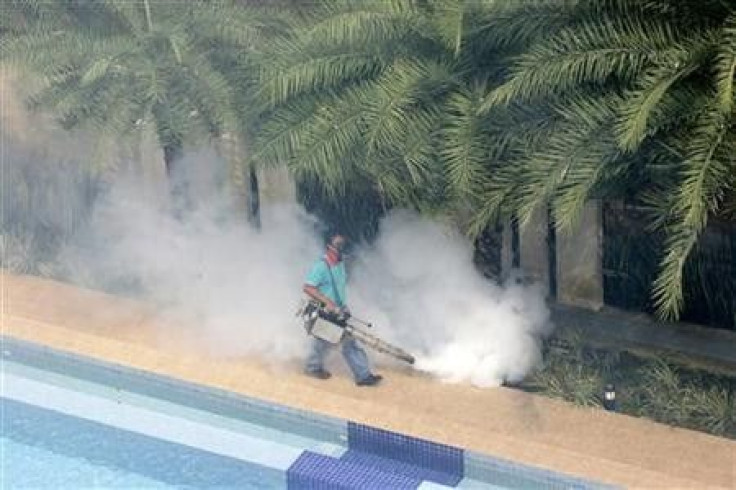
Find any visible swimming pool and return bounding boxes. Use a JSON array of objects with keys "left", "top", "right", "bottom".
[{"left": 1, "top": 336, "right": 616, "bottom": 489}]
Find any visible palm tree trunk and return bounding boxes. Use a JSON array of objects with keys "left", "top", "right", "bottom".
[
  {"left": 163, "top": 143, "right": 189, "bottom": 217},
  {"left": 248, "top": 167, "right": 261, "bottom": 229},
  {"left": 547, "top": 204, "right": 557, "bottom": 300},
  {"left": 215, "top": 133, "right": 261, "bottom": 228}
]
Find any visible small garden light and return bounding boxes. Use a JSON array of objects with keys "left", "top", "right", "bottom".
[{"left": 603, "top": 384, "right": 617, "bottom": 411}]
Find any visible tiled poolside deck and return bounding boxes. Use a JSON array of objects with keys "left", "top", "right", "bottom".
[{"left": 1, "top": 272, "right": 734, "bottom": 489}]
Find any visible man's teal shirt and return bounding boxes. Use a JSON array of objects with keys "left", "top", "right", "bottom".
[{"left": 305, "top": 258, "right": 347, "bottom": 307}]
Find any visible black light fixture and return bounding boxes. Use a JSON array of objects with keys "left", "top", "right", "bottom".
[{"left": 603, "top": 384, "right": 617, "bottom": 411}]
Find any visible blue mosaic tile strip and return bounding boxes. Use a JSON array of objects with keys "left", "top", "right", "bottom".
[
  {"left": 348, "top": 422, "right": 464, "bottom": 482},
  {"left": 287, "top": 451, "right": 421, "bottom": 489},
  {"left": 341, "top": 449, "right": 462, "bottom": 486}
]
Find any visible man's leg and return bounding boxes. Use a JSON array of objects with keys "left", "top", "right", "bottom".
[
  {"left": 341, "top": 336, "right": 376, "bottom": 383},
  {"left": 305, "top": 337, "right": 332, "bottom": 378}
]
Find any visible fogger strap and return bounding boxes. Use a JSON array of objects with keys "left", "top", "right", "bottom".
[{"left": 322, "top": 258, "right": 343, "bottom": 307}]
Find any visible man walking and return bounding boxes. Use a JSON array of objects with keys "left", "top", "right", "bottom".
[{"left": 302, "top": 232, "right": 382, "bottom": 386}]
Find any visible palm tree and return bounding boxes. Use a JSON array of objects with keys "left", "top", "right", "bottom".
[
  {"left": 251, "top": 0, "right": 643, "bottom": 220},
  {"left": 252, "top": 0, "right": 521, "bottom": 222},
  {"left": 477, "top": 0, "right": 736, "bottom": 320},
  {"left": 3, "top": 0, "right": 273, "bottom": 217},
  {"left": 255, "top": 0, "right": 735, "bottom": 321}
]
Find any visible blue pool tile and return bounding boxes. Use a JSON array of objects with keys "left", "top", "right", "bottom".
[
  {"left": 341, "top": 449, "right": 462, "bottom": 486},
  {"left": 347, "top": 422, "right": 464, "bottom": 483},
  {"left": 417, "top": 482, "right": 459, "bottom": 489},
  {"left": 451, "top": 479, "right": 507, "bottom": 489},
  {"left": 287, "top": 451, "right": 421, "bottom": 489}
]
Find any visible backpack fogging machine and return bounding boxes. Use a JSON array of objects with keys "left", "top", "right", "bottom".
[{"left": 296, "top": 300, "right": 415, "bottom": 365}]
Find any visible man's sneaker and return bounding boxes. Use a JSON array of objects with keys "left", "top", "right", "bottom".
[
  {"left": 356, "top": 374, "right": 383, "bottom": 387},
  {"left": 305, "top": 369, "right": 332, "bottom": 380}
]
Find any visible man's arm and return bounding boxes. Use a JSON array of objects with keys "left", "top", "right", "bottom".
[{"left": 303, "top": 284, "right": 339, "bottom": 312}]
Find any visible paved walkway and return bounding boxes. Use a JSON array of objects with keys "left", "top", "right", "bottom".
[
  {"left": 552, "top": 304, "right": 736, "bottom": 374},
  {"left": 2, "top": 272, "right": 735, "bottom": 489}
]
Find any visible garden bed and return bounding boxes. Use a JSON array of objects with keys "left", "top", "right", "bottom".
[{"left": 517, "top": 329, "right": 736, "bottom": 439}]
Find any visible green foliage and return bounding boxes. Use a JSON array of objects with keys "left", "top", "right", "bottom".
[
  {"left": 251, "top": 0, "right": 505, "bottom": 226},
  {"left": 526, "top": 334, "right": 736, "bottom": 439},
  {"left": 630, "top": 358, "right": 736, "bottom": 436},
  {"left": 603, "top": 202, "right": 735, "bottom": 330},
  {"left": 3, "top": 1, "right": 277, "bottom": 162},
  {"left": 6, "top": 0, "right": 736, "bottom": 324},
  {"left": 250, "top": 0, "right": 736, "bottom": 321},
  {"left": 478, "top": 0, "right": 736, "bottom": 321}
]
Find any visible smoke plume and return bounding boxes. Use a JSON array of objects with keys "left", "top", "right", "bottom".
[
  {"left": 8, "top": 144, "right": 552, "bottom": 387},
  {"left": 350, "top": 212, "right": 552, "bottom": 387}
]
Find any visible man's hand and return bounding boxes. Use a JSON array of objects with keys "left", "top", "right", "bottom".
[
  {"left": 304, "top": 285, "right": 337, "bottom": 312},
  {"left": 324, "top": 302, "right": 339, "bottom": 313}
]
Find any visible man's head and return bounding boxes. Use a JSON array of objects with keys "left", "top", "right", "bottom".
[{"left": 326, "top": 231, "right": 347, "bottom": 258}]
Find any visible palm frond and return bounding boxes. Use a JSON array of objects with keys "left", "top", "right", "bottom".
[
  {"left": 298, "top": 1, "right": 422, "bottom": 50},
  {"left": 466, "top": 164, "right": 521, "bottom": 237},
  {"left": 188, "top": 1, "right": 283, "bottom": 49},
  {"left": 441, "top": 86, "right": 489, "bottom": 201},
  {"left": 278, "top": 89, "right": 368, "bottom": 194},
  {"left": 636, "top": 82, "right": 711, "bottom": 140},
  {"left": 465, "top": 0, "right": 575, "bottom": 51},
  {"left": 552, "top": 136, "right": 625, "bottom": 231},
  {"left": 676, "top": 106, "right": 730, "bottom": 230},
  {"left": 652, "top": 228, "right": 699, "bottom": 319},
  {"left": 98, "top": 0, "right": 147, "bottom": 35},
  {"left": 615, "top": 46, "right": 704, "bottom": 151},
  {"left": 479, "top": 14, "right": 680, "bottom": 111},
  {"left": 257, "top": 51, "right": 385, "bottom": 108},
  {"left": 714, "top": 14, "right": 736, "bottom": 116},
  {"left": 252, "top": 97, "right": 321, "bottom": 169},
  {"left": 427, "top": 0, "right": 467, "bottom": 56},
  {"left": 396, "top": 112, "right": 442, "bottom": 187},
  {"left": 360, "top": 59, "right": 443, "bottom": 157},
  {"left": 653, "top": 103, "right": 731, "bottom": 318},
  {"left": 512, "top": 94, "right": 620, "bottom": 227}
]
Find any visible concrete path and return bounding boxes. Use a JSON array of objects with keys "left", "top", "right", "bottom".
[{"left": 552, "top": 304, "right": 736, "bottom": 374}]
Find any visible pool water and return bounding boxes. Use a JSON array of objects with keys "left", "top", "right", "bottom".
[
  {"left": 1, "top": 338, "right": 614, "bottom": 489},
  {"left": 1, "top": 356, "right": 323, "bottom": 489},
  {"left": 3, "top": 438, "right": 172, "bottom": 489},
  {"left": 3, "top": 397, "right": 280, "bottom": 489}
]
